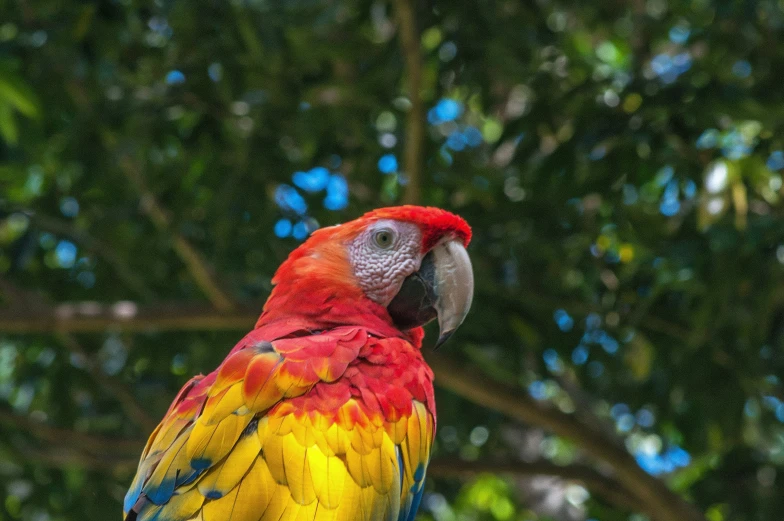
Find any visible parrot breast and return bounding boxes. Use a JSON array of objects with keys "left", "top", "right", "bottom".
[
  {"left": 124, "top": 205, "right": 474, "bottom": 521},
  {"left": 124, "top": 324, "right": 435, "bottom": 521}
]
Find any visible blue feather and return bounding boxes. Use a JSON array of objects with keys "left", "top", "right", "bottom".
[
  {"left": 124, "top": 480, "right": 143, "bottom": 513},
  {"left": 406, "top": 484, "right": 426, "bottom": 521},
  {"left": 397, "top": 447, "right": 409, "bottom": 521},
  {"left": 397, "top": 450, "right": 429, "bottom": 521}
]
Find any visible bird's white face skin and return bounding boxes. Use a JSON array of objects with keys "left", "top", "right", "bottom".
[{"left": 348, "top": 219, "right": 423, "bottom": 306}]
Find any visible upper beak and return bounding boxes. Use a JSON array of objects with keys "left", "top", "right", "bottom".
[{"left": 387, "top": 239, "right": 474, "bottom": 349}]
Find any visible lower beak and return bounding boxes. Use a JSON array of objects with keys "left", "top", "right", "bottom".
[{"left": 387, "top": 239, "right": 474, "bottom": 348}]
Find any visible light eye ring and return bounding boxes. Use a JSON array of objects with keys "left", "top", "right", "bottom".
[{"left": 372, "top": 228, "right": 396, "bottom": 250}]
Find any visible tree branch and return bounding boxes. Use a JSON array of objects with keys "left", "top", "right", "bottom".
[
  {"left": 118, "top": 156, "right": 236, "bottom": 312},
  {"left": 18, "top": 445, "right": 138, "bottom": 473},
  {"left": 55, "top": 333, "right": 158, "bottom": 431},
  {"left": 0, "top": 301, "right": 705, "bottom": 520},
  {"left": 428, "top": 458, "right": 645, "bottom": 513},
  {"left": 0, "top": 432, "right": 642, "bottom": 511},
  {"left": 0, "top": 278, "right": 158, "bottom": 431},
  {"left": 424, "top": 353, "right": 706, "bottom": 521},
  {"left": 1, "top": 412, "right": 646, "bottom": 516},
  {"left": 0, "top": 301, "right": 259, "bottom": 334},
  {"left": 394, "top": 0, "right": 425, "bottom": 205},
  {"left": 27, "top": 212, "right": 155, "bottom": 301},
  {"left": 0, "top": 409, "right": 144, "bottom": 454}
]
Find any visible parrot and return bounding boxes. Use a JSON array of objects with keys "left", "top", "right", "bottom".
[{"left": 123, "top": 205, "right": 474, "bottom": 521}]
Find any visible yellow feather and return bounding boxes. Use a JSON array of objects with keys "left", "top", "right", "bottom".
[
  {"left": 350, "top": 426, "right": 371, "bottom": 456},
  {"left": 256, "top": 415, "right": 269, "bottom": 441},
  {"left": 197, "top": 425, "right": 261, "bottom": 498},
  {"left": 345, "top": 444, "right": 373, "bottom": 488},
  {"left": 141, "top": 490, "right": 204, "bottom": 519},
  {"left": 259, "top": 483, "right": 291, "bottom": 520},
  {"left": 370, "top": 425, "right": 384, "bottom": 448},
  {"left": 289, "top": 415, "right": 318, "bottom": 447},
  {"left": 323, "top": 423, "right": 349, "bottom": 456},
  {"left": 310, "top": 410, "right": 333, "bottom": 431},
  {"left": 311, "top": 427, "right": 334, "bottom": 457},
  {"left": 282, "top": 435, "right": 316, "bottom": 505},
  {"left": 276, "top": 413, "right": 296, "bottom": 436},
  {"left": 333, "top": 472, "right": 362, "bottom": 521},
  {"left": 244, "top": 362, "right": 285, "bottom": 412},
  {"left": 272, "top": 495, "right": 301, "bottom": 521},
  {"left": 201, "top": 384, "right": 246, "bottom": 425},
  {"left": 413, "top": 402, "right": 431, "bottom": 463},
  {"left": 358, "top": 485, "right": 386, "bottom": 521},
  {"left": 186, "top": 413, "right": 252, "bottom": 466},
  {"left": 156, "top": 488, "right": 205, "bottom": 520},
  {"left": 352, "top": 422, "right": 382, "bottom": 453},
  {"left": 405, "top": 408, "right": 422, "bottom": 477},
  {"left": 352, "top": 431, "right": 397, "bottom": 495},
  {"left": 246, "top": 456, "right": 276, "bottom": 513},
  {"left": 270, "top": 364, "right": 303, "bottom": 397},
  {"left": 399, "top": 444, "right": 413, "bottom": 491},
  {"left": 142, "top": 420, "right": 166, "bottom": 456},
  {"left": 399, "top": 453, "right": 414, "bottom": 508},
  {"left": 204, "top": 456, "right": 287, "bottom": 520},
  {"left": 306, "top": 445, "right": 328, "bottom": 501},
  {"left": 291, "top": 501, "right": 319, "bottom": 521},
  {"left": 312, "top": 504, "right": 339, "bottom": 521},
  {"left": 260, "top": 429, "right": 287, "bottom": 484},
  {"left": 201, "top": 485, "right": 238, "bottom": 521},
  {"left": 216, "top": 456, "right": 282, "bottom": 521},
  {"left": 283, "top": 382, "right": 315, "bottom": 399},
  {"left": 388, "top": 436, "right": 403, "bottom": 514},
  {"left": 150, "top": 416, "right": 190, "bottom": 457},
  {"left": 384, "top": 416, "right": 408, "bottom": 445},
  {"left": 337, "top": 400, "right": 359, "bottom": 431},
  {"left": 372, "top": 432, "right": 397, "bottom": 494},
  {"left": 266, "top": 412, "right": 285, "bottom": 434},
  {"left": 143, "top": 425, "right": 191, "bottom": 495},
  {"left": 308, "top": 447, "right": 346, "bottom": 509}
]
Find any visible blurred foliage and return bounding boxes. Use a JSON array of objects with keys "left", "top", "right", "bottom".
[{"left": 2, "top": 0, "right": 784, "bottom": 520}]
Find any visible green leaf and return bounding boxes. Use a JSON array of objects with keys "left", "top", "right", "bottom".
[
  {"left": 0, "top": 102, "right": 18, "bottom": 144},
  {"left": 0, "top": 65, "right": 40, "bottom": 118}
]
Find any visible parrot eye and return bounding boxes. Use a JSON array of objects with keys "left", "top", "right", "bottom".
[{"left": 372, "top": 228, "right": 396, "bottom": 250}]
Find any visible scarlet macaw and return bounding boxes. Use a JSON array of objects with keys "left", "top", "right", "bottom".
[{"left": 124, "top": 205, "right": 474, "bottom": 521}]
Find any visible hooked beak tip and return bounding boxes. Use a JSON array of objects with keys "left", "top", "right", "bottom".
[
  {"left": 434, "top": 330, "right": 455, "bottom": 350},
  {"left": 387, "top": 238, "right": 474, "bottom": 348}
]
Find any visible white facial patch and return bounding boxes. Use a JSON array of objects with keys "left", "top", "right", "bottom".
[{"left": 348, "top": 220, "right": 422, "bottom": 305}]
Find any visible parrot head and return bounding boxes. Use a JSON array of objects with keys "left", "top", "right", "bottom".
[{"left": 258, "top": 205, "right": 473, "bottom": 347}]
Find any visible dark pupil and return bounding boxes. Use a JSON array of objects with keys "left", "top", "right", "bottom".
[{"left": 378, "top": 232, "right": 389, "bottom": 245}]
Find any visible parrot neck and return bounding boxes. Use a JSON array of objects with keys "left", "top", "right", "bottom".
[
  {"left": 255, "top": 275, "right": 416, "bottom": 342},
  {"left": 254, "top": 233, "right": 423, "bottom": 346}
]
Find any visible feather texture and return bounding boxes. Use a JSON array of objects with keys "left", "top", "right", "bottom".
[
  {"left": 124, "top": 206, "right": 473, "bottom": 521},
  {"left": 124, "top": 329, "right": 435, "bottom": 521}
]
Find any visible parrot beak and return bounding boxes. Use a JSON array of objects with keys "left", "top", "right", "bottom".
[{"left": 387, "top": 239, "right": 474, "bottom": 349}]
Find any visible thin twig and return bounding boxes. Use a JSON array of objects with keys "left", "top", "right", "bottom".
[
  {"left": 425, "top": 352, "right": 707, "bottom": 521},
  {"left": 0, "top": 301, "right": 259, "bottom": 333},
  {"left": 28, "top": 212, "right": 155, "bottom": 301},
  {"left": 55, "top": 333, "right": 159, "bottom": 432},
  {"left": 394, "top": 0, "right": 425, "bottom": 205},
  {"left": 428, "top": 458, "right": 644, "bottom": 513},
  {"left": 118, "top": 156, "right": 236, "bottom": 312},
  {"left": 0, "top": 408, "right": 144, "bottom": 454},
  {"left": 0, "top": 297, "right": 705, "bottom": 520},
  {"left": 0, "top": 278, "right": 160, "bottom": 432},
  {"left": 19, "top": 446, "right": 139, "bottom": 473}
]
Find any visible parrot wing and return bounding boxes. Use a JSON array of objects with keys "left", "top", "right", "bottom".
[{"left": 124, "top": 327, "right": 434, "bottom": 521}]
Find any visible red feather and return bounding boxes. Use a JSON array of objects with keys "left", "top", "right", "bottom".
[{"left": 125, "top": 206, "right": 469, "bottom": 521}]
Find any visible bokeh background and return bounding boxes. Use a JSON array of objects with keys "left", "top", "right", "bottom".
[{"left": 1, "top": 0, "right": 784, "bottom": 520}]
